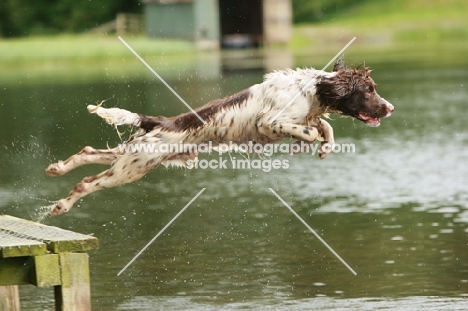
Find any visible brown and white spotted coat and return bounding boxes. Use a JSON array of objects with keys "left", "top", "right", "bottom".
[{"left": 46, "top": 58, "right": 394, "bottom": 215}]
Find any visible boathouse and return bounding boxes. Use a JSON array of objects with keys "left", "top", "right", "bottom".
[{"left": 142, "top": 0, "right": 292, "bottom": 48}]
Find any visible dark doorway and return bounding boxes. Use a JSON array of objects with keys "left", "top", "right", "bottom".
[{"left": 219, "top": 0, "right": 263, "bottom": 48}]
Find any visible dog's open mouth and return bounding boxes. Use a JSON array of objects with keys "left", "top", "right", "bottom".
[{"left": 358, "top": 112, "right": 381, "bottom": 127}]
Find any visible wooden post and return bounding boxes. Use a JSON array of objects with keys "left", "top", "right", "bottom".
[
  {"left": 0, "top": 285, "right": 20, "bottom": 311},
  {"left": 116, "top": 13, "right": 142, "bottom": 36},
  {"left": 54, "top": 253, "right": 91, "bottom": 311},
  {"left": 263, "top": 0, "right": 292, "bottom": 46},
  {"left": 116, "top": 13, "right": 126, "bottom": 37}
]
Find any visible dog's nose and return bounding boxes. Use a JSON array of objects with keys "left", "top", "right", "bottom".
[
  {"left": 387, "top": 102, "right": 394, "bottom": 113},
  {"left": 381, "top": 98, "right": 394, "bottom": 117}
]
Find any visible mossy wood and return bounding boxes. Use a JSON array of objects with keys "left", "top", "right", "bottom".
[
  {"left": 0, "top": 215, "right": 98, "bottom": 310},
  {"left": 0, "top": 215, "right": 98, "bottom": 256}
]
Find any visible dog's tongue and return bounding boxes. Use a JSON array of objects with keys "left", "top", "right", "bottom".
[{"left": 359, "top": 112, "right": 381, "bottom": 127}]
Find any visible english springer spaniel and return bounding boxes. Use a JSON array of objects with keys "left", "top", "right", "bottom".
[{"left": 46, "top": 58, "right": 394, "bottom": 215}]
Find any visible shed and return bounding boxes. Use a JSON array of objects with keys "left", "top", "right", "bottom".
[{"left": 142, "top": 0, "right": 292, "bottom": 48}]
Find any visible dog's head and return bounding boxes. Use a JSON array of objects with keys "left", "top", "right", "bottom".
[{"left": 317, "top": 57, "right": 394, "bottom": 127}]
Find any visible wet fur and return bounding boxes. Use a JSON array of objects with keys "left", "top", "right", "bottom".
[{"left": 46, "top": 58, "right": 394, "bottom": 215}]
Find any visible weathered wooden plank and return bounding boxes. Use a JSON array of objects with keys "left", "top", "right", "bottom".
[
  {"left": 0, "top": 231, "right": 47, "bottom": 258},
  {"left": 32, "top": 254, "right": 61, "bottom": 287},
  {"left": 0, "top": 257, "right": 33, "bottom": 286},
  {"left": 0, "top": 285, "right": 20, "bottom": 311},
  {"left": 0, "top": 215, "right": 98, "bottom": 253},
  {"left": 55, "top": 252, "right": 91, "bottom": 311},
  {"left": 48, "top": 238, "right": 99, "bottom": 254}
]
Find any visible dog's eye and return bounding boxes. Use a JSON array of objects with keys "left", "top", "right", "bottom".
[{"left": 366, "top": 85, "right": 375, "bottom": 93}]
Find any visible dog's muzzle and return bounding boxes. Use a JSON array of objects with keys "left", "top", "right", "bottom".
[{"left": 382, "top": 98, "right": 394, "bottom": 117}]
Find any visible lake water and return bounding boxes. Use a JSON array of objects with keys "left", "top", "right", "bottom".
[{"left": 1, "top": 48, "right": 467, "bottom": 310}]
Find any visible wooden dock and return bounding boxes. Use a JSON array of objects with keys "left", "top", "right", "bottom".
[{"left": 0, "top": 215, "right": 98, "bottom": 311}]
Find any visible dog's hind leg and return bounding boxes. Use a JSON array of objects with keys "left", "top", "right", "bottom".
[
  {"left": 46, "top": 146, "right": 121, "bottom": 176},
  {"left": 49, "top": 153, "right": 161, "bottom": 216}
]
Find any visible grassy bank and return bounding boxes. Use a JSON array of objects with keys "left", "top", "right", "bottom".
[
  {"left": 290, "top": 0, "right": 468, "bottom": 67},
  {"left": 1, "top": 0, "right": 467, "bottom": 84},
  {"left": 0, "top": 35, "right": 196, "bottom": 65},
  {"left": 0, "top": 35, "right": 205, "bottom": 83}
]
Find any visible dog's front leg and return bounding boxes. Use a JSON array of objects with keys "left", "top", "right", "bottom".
[
  {"left": 315, "top": 118, "right": 335, "bottom": 159},
  {"left": 259, "top": 120, "right": 335, "bottom": 159},
  {"left": 260, "top": 122, "right": 322, "bottom": 157},
  {"left": 261, "top": 123, "right": 320, "bottom": 142}
]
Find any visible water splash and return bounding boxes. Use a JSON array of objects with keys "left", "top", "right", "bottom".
[
  {"left": 1, "top": 138, "right": 56, "bottom": 222},
  {"left": 30, "top": 205, "right": 52, "bottom": 223}
]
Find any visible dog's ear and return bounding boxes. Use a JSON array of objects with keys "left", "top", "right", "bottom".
[{"left": 333, "top": 55, "right": 346, "bottom": 72}]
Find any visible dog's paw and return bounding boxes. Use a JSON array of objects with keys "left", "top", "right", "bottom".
[
  {"left": 50, "top": 199, "right": 69, "bottom": 216},
  {"left": 318, "top": 141, "right": 333, "bottom": 159},
  {"left": 318, "top": 151, "right": 330, "bottom": 159},
  {"left": 46, "top": 161, "right": 65, "bottom": 176}
]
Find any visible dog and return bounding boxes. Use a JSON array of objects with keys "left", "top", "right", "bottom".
[{"left": 46, "top": 58, "right": 394, "bottom": 215}]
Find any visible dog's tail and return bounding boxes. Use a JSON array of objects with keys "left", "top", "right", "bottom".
[{"left": 87, "top": 104, "right": 141, "bottom": 127}]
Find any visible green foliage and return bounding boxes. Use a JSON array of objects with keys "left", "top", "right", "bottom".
[
  {"left": 0, "top": 0, "right": 142, "bottom": 37},
  {"left": 292, "top": 0, "right": 467, "bottom": 25},
  {"left": 292, "top": 0, "right": 367, "bottom": 24}
]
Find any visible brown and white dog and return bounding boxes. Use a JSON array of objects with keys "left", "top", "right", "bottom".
[{"left": 46, "top": 58, "right": 394, "bottom": 215}]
